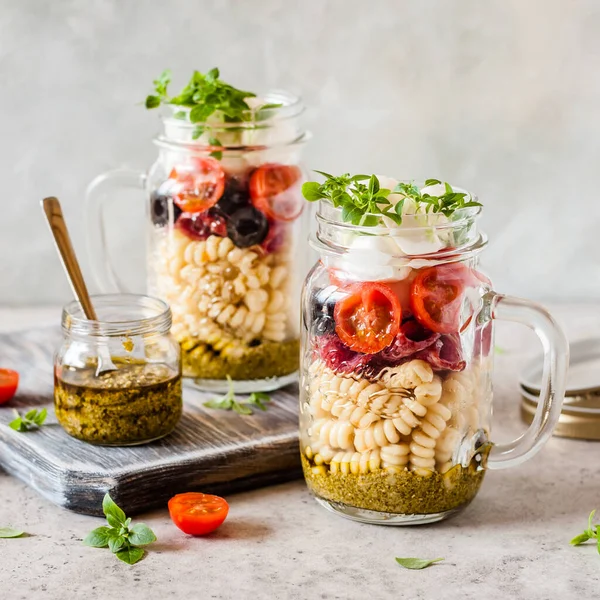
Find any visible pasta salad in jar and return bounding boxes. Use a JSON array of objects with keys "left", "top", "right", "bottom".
[
  {"left": 86, "top": 68, "right": 310, "bottom": 392},
  {"left": 299, "top": 172, "right": 567, "bottom": 524}
]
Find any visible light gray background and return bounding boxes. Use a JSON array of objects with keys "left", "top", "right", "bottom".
[{"left": 1, "top": 0, "right": 599, "bottom": 305}]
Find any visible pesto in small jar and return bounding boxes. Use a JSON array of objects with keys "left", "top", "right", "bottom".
[{"left": 54, "top": 294, "right": 182, "bottom": 446}]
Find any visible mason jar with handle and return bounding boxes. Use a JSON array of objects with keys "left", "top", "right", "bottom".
[
  {"left": 86, "top": 91, "right": 310, "bottom": 392},
  {"left": 299, "top": 174, "right": 569, "bottom": 525}
]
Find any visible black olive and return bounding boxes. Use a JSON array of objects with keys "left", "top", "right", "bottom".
[
  {"left": 227, "top": 206, "right": 269, "bottom": 248},
  {"left": 217, "top": 176, "right": 251, "bottom": 215},
  {"left": 311, "top": 286, "right": 342, "bottom": 336},
  {"left": 150, "top": 191, "right": 181, "bottom": 226}
]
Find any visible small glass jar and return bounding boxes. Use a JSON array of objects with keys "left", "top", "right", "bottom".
[
  {"left": 86, "top": 91, "right": 310, "bottom": 393},
  {"left": 300, "top": 185, "right": 568, "bottom": 524},
  {"left": 54, "top": 294, "right": 182, "bottom": 446}
]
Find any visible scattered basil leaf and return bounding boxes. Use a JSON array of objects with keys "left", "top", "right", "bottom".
[
  {"left": 395, "top": 557, "right": 444, "bottom": 570},
  {"left": 83, "top": 526, "right": 112, "bottom": 548},
  {"left": 203, "top": 376, "right": 271, "bottom": 415},
  {"left": 128, "top": 523, "right": 157, "bottom": 547},
  {"left": 9, "top": 408, "right": 47, "bottom": 432},
  {"left": 571, "top": 532, "right": 591, "bottom": 546},
  {"left": 116, "top": 547, "right": 146, "bottom": 566},
  {"left": 103, "top": 494, "right": 126, "bottom": 525},
  {"left": 83, "top": 493, "right": 156, "bottom": 566},
  {"left": 570, "top": 510, "right": 600, "bottom": 554},
  {"left": 0, "top": 527, "right": 25, "bottom": 538}
]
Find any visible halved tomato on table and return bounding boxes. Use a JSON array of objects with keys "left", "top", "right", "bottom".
[
  {"left": 168, "top": 492, "right": 229, "bottom": 536},
  {"left": 0, "top": 369, "right": 18, "bottom": 404},
  {"left": 169, "top": 157, "right": 225, "bottom": 213},
  {"left": 249, "top": 164, "right": 303, "bottom": 221},
  {"left": 410, "top": 263, "right": 471, "bottom": 334},
  {"left": 334, "top": 282, "right": 402, "bottom": 354}
]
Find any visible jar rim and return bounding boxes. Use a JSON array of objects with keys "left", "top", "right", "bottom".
[
  {"left": 153, "top": 88, "right": 308, "bottom": 152},
  {"left": 62, "top": 294, "right": 172, "bottom": 337}
]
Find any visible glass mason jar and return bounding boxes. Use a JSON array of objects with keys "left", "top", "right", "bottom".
[
  {"left": 300, "top": 193, "right": 568, "bottom": 524},
  {"left": 86, "top": 91, "right": 310, "bottom": 392},
  {"left": 54, "top": 294, "right": 182, "bottom": 446}
]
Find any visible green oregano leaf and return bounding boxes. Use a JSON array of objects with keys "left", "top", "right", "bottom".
[
  {"left": 395, "top": 557, "right": 444, "bottom": 570},
  {"left": 571, "top": 532, "right": 591, "bottom": 546}
]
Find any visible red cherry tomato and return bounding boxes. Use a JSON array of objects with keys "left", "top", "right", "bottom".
[
  {"left": 0, "top": 369, "right": 18, "bottom": 404},
  {"left": 410, "top": 263, "right": 471, "bottom": 334},
  {"left": 168, "top": 493, "right": 229, "bottom": 536},
  {"left": 334, "top": 282, "right": 402, "bottom": 354},
  {"left": 169, "top": 157, "right": 225, "bottom": 213},
  {"left": 249, "top": 164, "right": 303, "bottom": 222}
]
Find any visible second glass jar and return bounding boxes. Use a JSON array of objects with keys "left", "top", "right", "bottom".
[{"left": 87, "top": 91, "right": 310, "bottom": 392}]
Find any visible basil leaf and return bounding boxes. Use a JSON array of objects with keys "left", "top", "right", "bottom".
[
  {"left": 128, "top": 523, "right": 157, "bottom": 547},
  {"left": 597, "top": 536, "right": 600, "bottom": 555},
  {"left": 108, "top": 534, "right": 127, "bottom": 554},
  {"left": 301, "top": 182, "right": 324, "bottom": 202},
  {"left": 232, "top": 401, "right": 253, "bottom": 415},
  {"left": 9, "top": 418, "right": 25, "bottom": 432},
  {"left": 83, "top": 526, "right": 112, "bottom": 548},
  {"left": 570, "top": 532, "right": 591, "bottom": 546},
  {"left": 102, "top": 494, "right": 126, "bottom": 526},
  {"left": 0, "top": 527, "right": 25, "bottom": 538},
  {"left": 34, "top": 408, "right": 47, "bottom": 425},
  {"left": 395, "top": 557, "right": 444, "bottom": 570},
  {"left": 424, "top": 178, "right": 441, "bottom": 186},
  {"left": 145, "top": 95, "right": 161, "bottom": 109},
  {"left": 116, "top": 546, "right": 145, "bottom": 565},
  {"left": 588, "top": 510, "right": 597, "bottom": 533}
]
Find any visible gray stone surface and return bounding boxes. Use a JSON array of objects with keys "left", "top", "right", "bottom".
[
  {"left": 2, "top": 0, "right": 600, "bottom": 304},
  {"left": 0, "top": 306, "right": 599, "bottom": 599}
]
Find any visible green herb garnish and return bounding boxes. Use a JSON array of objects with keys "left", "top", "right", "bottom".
[
  {"left": 83, "top": 494, "right": 156, "bottom": 565},
  {"left": 9, "top": 408, "right": 47, "bottom": 432},
  {"left": 395, "top": 557, "right": 445, "bottom": 570},
  {"left": 302, "top": 172, "right": 481, "bottom": 227},
  {"left": 0, "top": 527, "right": 25, "bottom": 538},
  {"left": 570, "top": 510, "right": 600, "bottom": 553},
  {"left": 203, "top": 376, "right": 271, "bottom": 415},
  {"left": 144, "top": 68, "right": 279, "bottom": 141}
]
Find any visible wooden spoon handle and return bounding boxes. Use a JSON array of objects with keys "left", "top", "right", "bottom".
[{"left": 42, "top": 197, "right": 98, "bottom": 321}]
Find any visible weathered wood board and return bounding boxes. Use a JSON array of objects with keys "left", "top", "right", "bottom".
[{"left": 0, "top": 327, "right": 301, "bottom": 516}]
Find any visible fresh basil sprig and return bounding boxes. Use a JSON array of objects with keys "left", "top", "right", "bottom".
[
  {"left": 144, "top": 68, "right": 280, "bottom": 141},
  {"left": 570, "top": 510, "right": 600, "bottom": 554},
  {"left": 395, "top": 557, "right": 445, "bottom": 570},
  {"left": 9, "top": 408, "right": 47, "bottom": 432},
  {"left": 302, "top": 172, "right": 481, "bottom": 227},
  {"left": 203, "top": 376, "right": 271, "bottom": 415},
  {"left": 83, "top": 494, "right": 156, "bottom": 565}
]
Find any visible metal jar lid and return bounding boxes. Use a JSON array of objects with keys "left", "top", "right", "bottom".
[{"left": 520, "top": 338, "right": 600, "bottom": 441}]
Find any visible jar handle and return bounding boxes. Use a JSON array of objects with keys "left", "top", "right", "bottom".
[
  {"left": 85, "top": 169, "right": 147, "bottom": 293},
  {"left": 482, "top": 292, "right": 569, "bottom": 470}
]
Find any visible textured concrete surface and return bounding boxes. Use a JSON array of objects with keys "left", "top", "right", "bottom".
[
  {"left": 0, "top": 306, "right": 599, "bottom": 599},
  {"left": 1, "top": 0, "right": 600, "bottom": 304}
]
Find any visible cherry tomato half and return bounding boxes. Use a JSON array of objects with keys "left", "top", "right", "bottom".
[
  {"left": 249, "top": 164, "right": 303, "bottom": 222},
  {"left": 334, "top": 282, "right": 402, "bottom": 354},
  {"left": 410, "top": 263, "right": 470, "bottom": 334},
  {"left": 0, "top": 369, "right": 18, "bottom": 404},
  {"left": 169, "top": 157, "right": 225, "bottom": 213},
  {"left": 168, "top": 492, "right": 229, "bottom": 536}
]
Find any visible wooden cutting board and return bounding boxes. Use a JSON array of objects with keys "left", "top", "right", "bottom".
[{"left": 0, "top": 327, "right": 301, "bottom": 516}]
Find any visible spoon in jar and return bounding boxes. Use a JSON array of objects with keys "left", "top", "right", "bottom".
[{"left": 42, "top": 197, "right": 117, "bottom": 376}]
